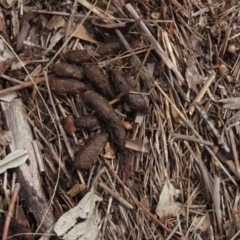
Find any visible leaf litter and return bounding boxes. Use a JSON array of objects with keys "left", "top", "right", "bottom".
[{"left": 1, "top": 1, "right": 240, "bottom": 240}]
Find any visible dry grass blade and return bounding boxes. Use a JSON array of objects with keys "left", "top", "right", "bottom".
[{"left": 1, "top": 1, "right": 240, "bottom": 240}]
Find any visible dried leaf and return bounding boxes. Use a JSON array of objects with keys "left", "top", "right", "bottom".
[
  {"left": 0, "top": 130, "right": 13, "bottom": 145},
  {"left": 185, "top": 57, "right": 203, "bottom": 93},
  {"left": 190, "top": 35, "right": 203, "bottom": 56},
  {"left": 54, "top": 190, "right": 102, "bottom": 240},
  {"left": 104, "top": 142, "right": 116, "bottom": 159},
  {"left": 226, "top": 110, "right": 240, "bottom": 125},
  {"left": 0, "top": 150, "right": 28, "bottom": 174},
  {"left": 0, "top": 39, "right": 14, "bottom": 61},
  {"left": 42, "top": 29, "right": 65, "bottom": 55},
  {"left": 16, "top": 20, "right": 31, "bottom": 52},
  {"left": 45, "top": 15, "right": 66, "bottom": 31},
  {"left": 218, "top": 97, "right": 240, "bottom": 110},
  {"left": 85, "top": 47, "right": 100, "bottom": 57},
  {"left": 125, "top": 139, "right": 149, "bottom": 153},
  {"left": 156, "top": 181, "right": 184, "bottom": 220},
  {"left": 66, "top": 23, "right": 102, "bottom": 44},
  {"left": 191, "top": 215, "right": 210, "bottom": 232},
  {"left": 122, "top": 121, "right": 133, "bottom": 130}
]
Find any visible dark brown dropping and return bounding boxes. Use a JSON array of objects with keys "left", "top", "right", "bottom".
[
  {"left": 82, "top": 91, "right": 126, "bottom": 149},
  {"left": 84, "top": 64, "right": 117, "bottom": 99},
  {"left": 97, "top": 42, "right": 122, "bottom": 56},
  {"left": 62, "top": 50, "right": 91, "bottom": 65},
  {"left": 75, "top": 132, "right": 109, "bottom": 169},
  {"left": 112, "top": 69, "right": 148, "bottom": 114},
  {"left": 52, "top": 62, "right": 84, "bottom": 80},
  {"left": 74, "top": 115, "right": 99, "bottom": 129},
  {"left": 49, "top": 76, "right": 86, "bottom": 94}
]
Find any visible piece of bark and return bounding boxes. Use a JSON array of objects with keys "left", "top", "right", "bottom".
[
  {"left": 62, "top": 49, "right": 91, "bottom": 65},
  {"left": 49, "top": 76, "right": 86, "bottom": 94},
  {"left": 16, "top": 21, "right": 30, "bottom": 52},
  {"left": 74, "top": 115, "right": 99, "bottom": 129},
  {"left": 1, "top": 98, "right": 55, "bottom": 233},
  {"left": 112, "top": 69, "right": 148, "bottom": 113},
  {"left": 82, "top": 91, "right": 126, "bottom": 149},
  {"left": 75, "top": 132, "right": 109, "bottom": 169},
  {"left": 52, "top": 62, "right": 84, "bottom": 80},
  {"left": 84, "top": 64, "right": 117, "bottom": 99}
]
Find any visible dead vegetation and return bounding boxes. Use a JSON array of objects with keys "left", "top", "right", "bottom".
[{"left": 0, "top": 0, "right": 240, "bottom": 240}]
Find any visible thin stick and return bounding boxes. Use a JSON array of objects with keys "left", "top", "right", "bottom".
[
  {"left": 43, "top": 70, "right": 74, "bottom": 160},
  {"left": 45, "top": 1, "right": 96, "bottom": 68},
  {"left": 126, "top": 3, "right": 185, "bottom": 84},
  {"left": 103, "top": 159, "right": 181, "bottom": 240},
  {"left": 188, "top": 73, "right": 216, "bottom": 115},
  {"left": 0, "top": 77, "right": 45, "bottom": 96},
  {"left": 2, "top": 183, "right": 20, "bottom": 240},
  {"left": 154, "top": 81, "right": 238, "bottom": 185},
  {"left": 98, "top": 182, "right": 133, "bottom": 209},
  {"left": 172, "top": 133, "right": 214, "bottom": 146},
  {"left": 63, "top": 0, "right": 78, "bottom": 53},
  {"left": 31, "top": 9, "right": 174, "bottom": 23}
]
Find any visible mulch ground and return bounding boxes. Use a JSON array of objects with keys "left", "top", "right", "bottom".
[{"left": 1, "top": 1, "right": 240, "bottom": 240}]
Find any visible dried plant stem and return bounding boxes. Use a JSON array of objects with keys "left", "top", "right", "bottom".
[
  {"left": 195, "top": 103, "right": 230, "bottom": 153},
  {"left": 103, "top": 159, "right": 181, "bottom": 239},
  {"left": 126, "top": 3, "right": 185, "bottom": 84},
  {"left": 0, "top": 77, "right": 45, "bottom": 96},
  {"left": 43, "top": 71, "right": 74, "bottom": 160},
  {"left": 63, "top": 0, "right": 78, "bottom": 53},
  {"left": 207, "top": 0, "right": 216, "bottom": 16},
  {"left": 172, "top": 133, "right": 214, "bottom": 146},
  {"left": 31, "top": 9, "right": 173, "bottom": 23},
  {"left": 2, "top": 183, "right": 20, "bottom": 240},
  {"left": 28, "top": 118, "right": 71, "bottom": 178},
  {"left": 170, "top": 0, "right": 189, "bottom": 17},
  {"left": 189, "top": 73, "right": 216, "bottom": 115},
  {"left": 115, "top": 29, "right": 160, "bottom": 103},
  {"left": 154, "top": 81, "right": 238, "bottom": 185},
  {"left": 45, "top": 2, "right": 95, "bottom": 68},
  {"left": 98, "top": 182, "right": 133, "bottom": 209},
  {"left": 229, "top": 128, "right": 240, "bottom": 172}
]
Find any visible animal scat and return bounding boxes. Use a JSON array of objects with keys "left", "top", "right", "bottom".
[
  {"left": 97, "top": 42, "right": 122, "bottom": 56},
  {"left": 49, "top": 76, "right": 86, "bottom": 94},
  {"left": 111, "top": 69, "right": 149, "bottom": 113},
  {"left": 52, "top": 62, "right": 84, "bottom": 80},
  {"left": 84, "top": 64, "right": 117, "bottom": 99},
  {"left": 75, "top": 132, "right": 109, "bottom": 169},
  {"left": 74, "top": 115, "right": 99, "bottom": 129},
  {"left": 62, "top": 50, "right": 91, "bottom": 65},
  {"left": 82, "top": 90, "right": 126, "bottom": 149}
]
